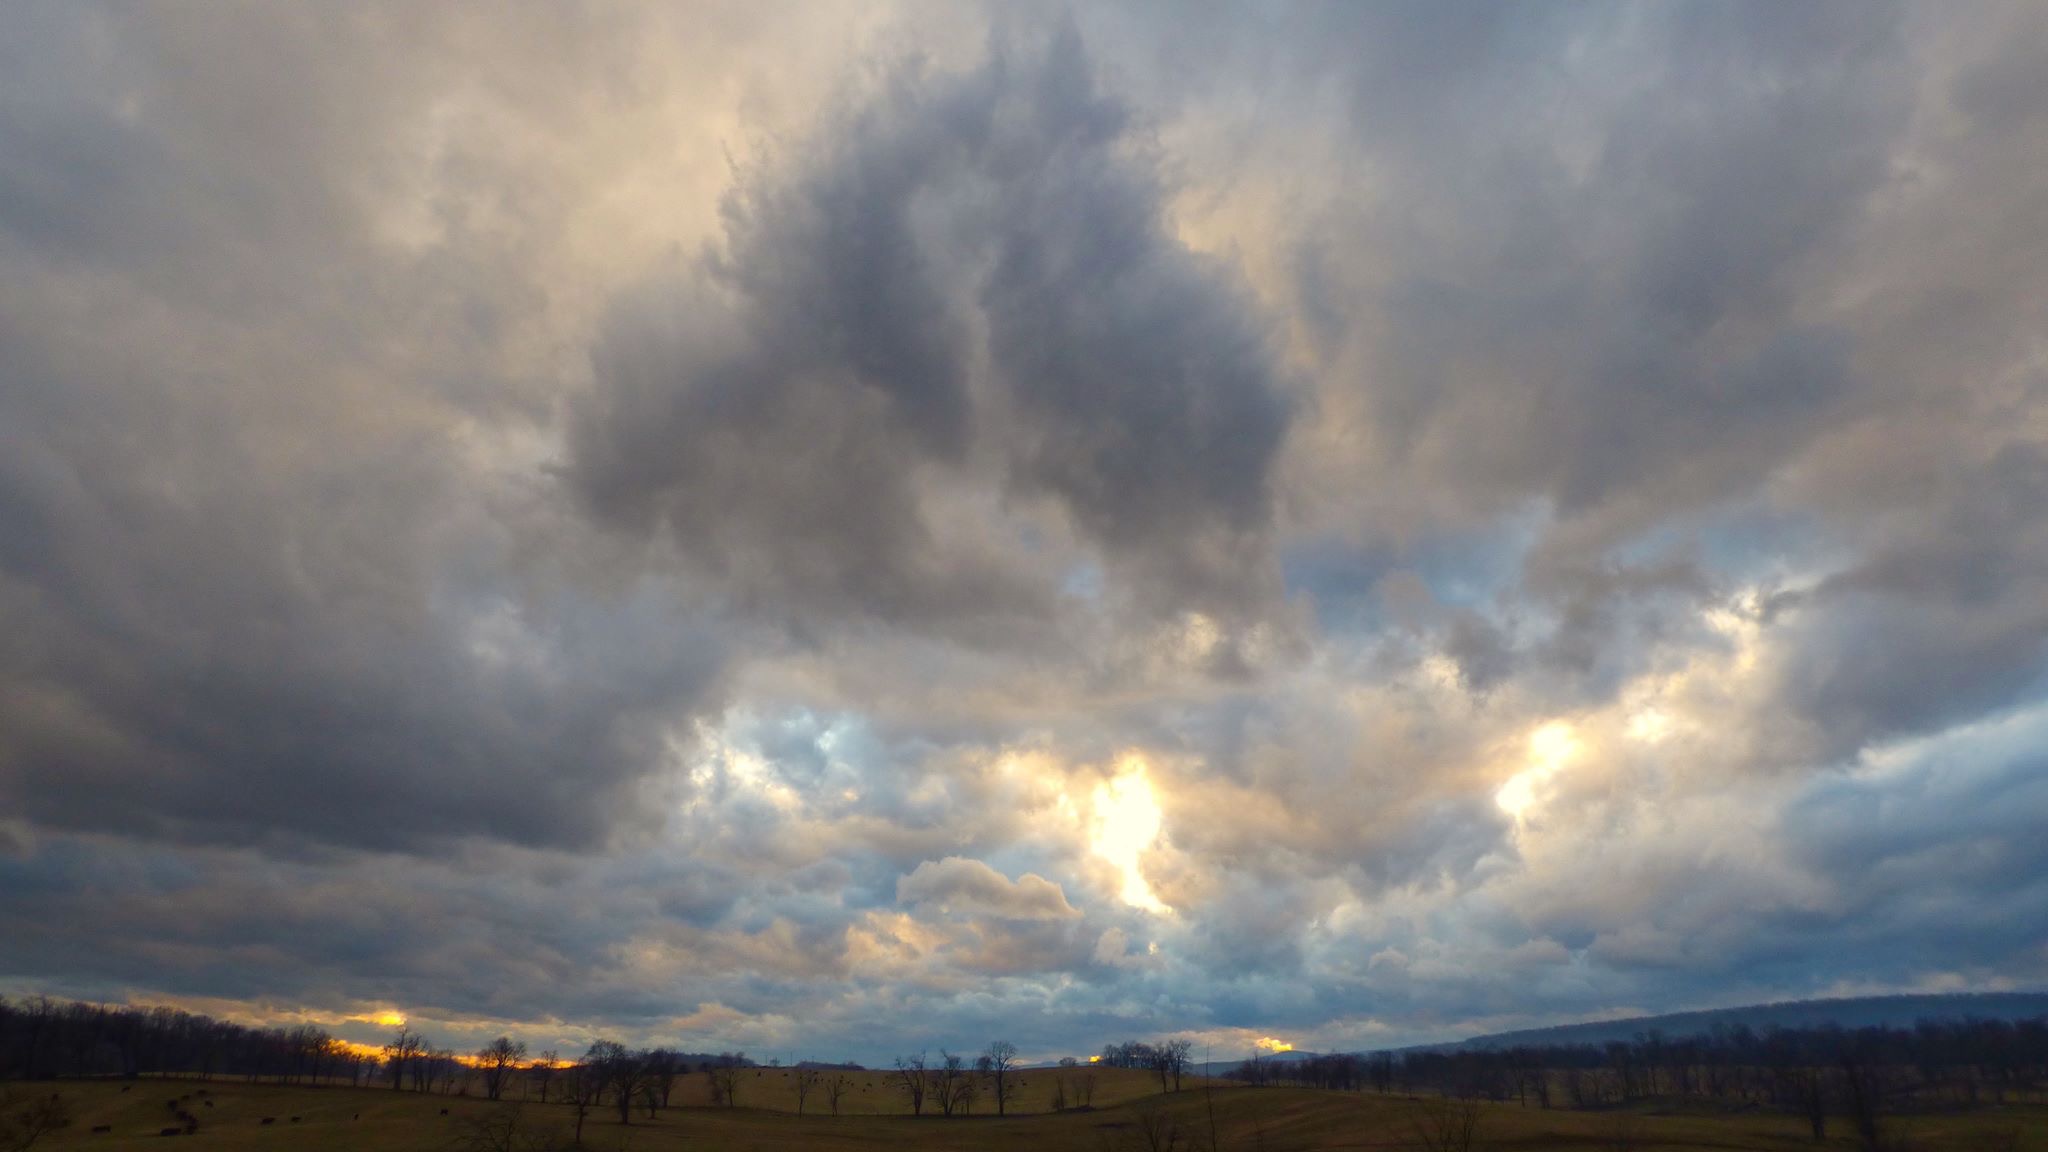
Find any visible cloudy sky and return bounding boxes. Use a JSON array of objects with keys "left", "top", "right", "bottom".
[{"left": 3, "top": 1, "right": 2047, "bottom": 1063}]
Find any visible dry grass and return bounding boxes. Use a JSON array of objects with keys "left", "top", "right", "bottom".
[{"left": 20, "top": 1076, "right": 2048, "bottom": 1151}]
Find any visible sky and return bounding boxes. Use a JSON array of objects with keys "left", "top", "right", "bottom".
[{"left": 2, "top": 1, "right": 2046, "bottom": 1065}]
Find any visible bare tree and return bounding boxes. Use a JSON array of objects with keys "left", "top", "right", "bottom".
[
  {"left": 955, "top": 1057, "right": 980, "bottom": 1115},
  {"left": 455, "top": 1106, "right": 568, "bottom": 1152},
  {"left": 478, "top": 1037, "right": 528, "bottom": 1102},
  {"left": 706, "top": 1052, "right": 745, "bottom": 1109},
  {"left": 1160, "top": 1038, "right": 1193, "bottom": 1092},
  {"left": 1127, "top": 1096, "right": 1188, "bottom": 1152},
  {"left": 645, "top": 1049, "right": 680, "bottom": 1109},
  {"left": 1204, "top": 1045, "right": 1219, "bottom": 1152},
  {"left": 793, "top": 1066, "right": 822, "bottom": 1115},
  {"left": 581, "top": 1041, "right": 645, "bottom": 1125},
  {"left": 935, "top": 1051, "right": 964, "bottom": 1117},
  {"left": 982, "top": 1040, "right": 1019, "bottom": 1115},
  {"left": 893, "top": 1052, "right": 930, "bottom": 1116},
  {"left": 384, "top": 1028, "right": 425, "bottom": 1092},
  {"left": 1150, "top": 1044, "right": 1174, "bottom": 1093},
  {"left": 1789, "top": 1065, "right": 1826, "bottom": 1141},
  {"left": 1074, "top": 1066, "right": 1099, "bottom": 1108},
  {"left": 825, "top": 1071, "right": 853, "bottom": 1115},
  {"left": 561, "top": 1062, "right": 600, "bottom": 1149},
  {"left": 1838, "top": 1044, "right": 1886, "bottom": 1152},
  {"left": 1406, "top": 1096, "right": 1481, "bottom": 1152},
  {"left": 531, "top": 1051, "right": 558, "bottom": 1104},
  {"left": 0, "top": 1089, "right": 71, "bottom": 1152}
]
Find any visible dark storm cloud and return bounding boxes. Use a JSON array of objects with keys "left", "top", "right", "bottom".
[
  {"left": 0, "top": 6, "right": 732, "bottom": 852},
  {"left": 569, "top": 24, "right": 1292, "bottom": 630},
  {"left": 1766, "top": 444, "right": 2048, "bottom": 761},
  {"left": 1303, "top": 1, "right": 1903, "bottom": 528}
]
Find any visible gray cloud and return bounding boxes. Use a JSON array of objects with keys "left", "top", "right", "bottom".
[
  {"left": 2, "top": 0, "right": 2046, "bottom": 1064},
  {"left": 0, "top": 5, "right": 733, "bottom": 852},
  {"left": 898, "top": 857, "right": 1081, "bottom": 922},
  {"left": 568, "top": 23, "right": 1292, "bottom": 633}
]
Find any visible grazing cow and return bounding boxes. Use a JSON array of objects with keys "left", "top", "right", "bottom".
[
  {"left": 289, "top": 1116, "right": 301, "bottom": 1123},
  {"left": 439, "top": 1108, "right": 449, "bottom": 1115},
  {"left": 260, "top": 1117, "right": 276, "bottom": 1125},
  {"left": 158, "top": 1128, "right": 182, "bottom": 1137},
  {"left": 91, "top": 1124, "right": 112, "bottom": 1133}
]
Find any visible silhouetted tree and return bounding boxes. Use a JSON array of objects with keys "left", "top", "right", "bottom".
[
  {"left": 793, "top": 1066, "right": 822, "bottom": 1115},
  {"left": 705, "top": 1052, "right": 746, "bottom": 1108},
  {"left": 826, "top": 1070, "right": 854, "bottom": 1114},
  {"left": 384, "top": 1028, "right": 425, "bottom": 1092},
  {"left": 478, "top": 1037, "right": 527, "bottom": 1102},
  {"left": 0, "top": 1088, "right": 70, "bottom": 1152},
  {"left": 531, "top": 1051, "right": 558, "bottom": 1104},
  {"left": 892, "top": 1052, "right": 929, "bottom": 1116},
  {"left": 983, "top": 1040, "right": 1019, "bottom": 1115},
  {"left": 583, "top": 1041, "right": 644, "bottom": 1125}
]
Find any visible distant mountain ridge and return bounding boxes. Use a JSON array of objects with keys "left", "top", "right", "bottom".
[{"left": 1427, "top": 993, "right": 2048, "bottom": 1054}]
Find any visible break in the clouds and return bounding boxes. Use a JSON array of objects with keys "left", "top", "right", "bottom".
[{"left": 2, "top": 0, "right": 2046, "bottom": 1061}]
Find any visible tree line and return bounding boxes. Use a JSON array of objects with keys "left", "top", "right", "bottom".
[
  {"left": 0, "top": 996, "right": 379, "bottom": 1085},
  {"left": 1225, "top": 1015, "right": 2048, "bottom": 1144}
]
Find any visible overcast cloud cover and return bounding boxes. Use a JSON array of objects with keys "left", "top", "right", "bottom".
[{"left": 3, "top": 1, "right": 2047, "bottom": 1062}]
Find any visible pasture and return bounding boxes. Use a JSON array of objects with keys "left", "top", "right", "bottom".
[{"left": 17, "top": 1072, "right": 2048, "bottom": 1151}]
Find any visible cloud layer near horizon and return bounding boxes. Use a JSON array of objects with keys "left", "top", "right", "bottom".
[{"left": 2, "top": 1, "right": 2046, "bottom": 1061}]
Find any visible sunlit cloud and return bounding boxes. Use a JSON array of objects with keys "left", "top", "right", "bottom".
[
  {"left": 1496, "top": 721, "right": 1581, "bottom": 825},
  {"left": 1092, "top": 757, "right": 1170, "bottom": 914}
]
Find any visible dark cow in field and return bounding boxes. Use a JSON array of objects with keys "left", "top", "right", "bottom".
[
  {"left": 260, "top": 1117, "right": 276, "bottom": 1125},
  {"left": 90, "top": 1124, "right": 112, "bottom": 1133},
  {"left": 158, "top": 1128, "right": 182, "bottom": 1137}
]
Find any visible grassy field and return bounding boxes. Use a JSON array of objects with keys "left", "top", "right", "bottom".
[{"left": 19, "top": 1073, "right": 2048, "bottom": 1151}]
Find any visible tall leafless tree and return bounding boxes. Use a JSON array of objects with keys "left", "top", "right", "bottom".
[
  {"left": 935, "top": 1051, "right": 964, "bottom": 1117},
  {"left": 531, "top": 1051, "right": 557, "bottom": 1104},
  {"left": 825, "top": 1071, "right": 853, "bottom": 1115},
  {"left": 384, "top": 1028, "right": 425, "bottom": 1092},
  {"left": 0, "top": 1088, "right": 70, "bottom": 1152},
  {"left": 478, "top": 1037, "right": 527, "bottom": 1102},
  {"left": 793, "top": 1066, "right": 822, "bottom": 1115},
  {"left": 1159, "top": 1039, "right": 1193, "bottom": 1092},
  {"left": 706, "top": 1053, "right": 745, "bottom": 1109},
  {"left": 583, "top": 1041, "right": 644, "bottom": 1125},
  {"left": 1406, "top": 1096, "right": 1481, "bottom": 1152},
  {"left": 982, "top": 1040, "right": 1019, "bottom": 1115},
  {"left": 892, "top": 1052, "right": 929, "bottom": 1116},
  {"left": 561, "top": 1062, "right": 600, "bottom": 1149},
  {"left": 645, "top": 1049, "right": 680, "bottom": 1109}
]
